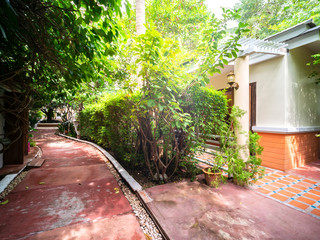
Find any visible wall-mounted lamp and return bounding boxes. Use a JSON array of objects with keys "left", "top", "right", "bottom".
[{"left": 227, "top": 72, "right": 239, "bottom": 90}]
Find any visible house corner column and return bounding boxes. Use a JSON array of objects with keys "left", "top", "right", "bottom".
[{"left": 234, "top": 56, "right": 250, "bottom": 161}]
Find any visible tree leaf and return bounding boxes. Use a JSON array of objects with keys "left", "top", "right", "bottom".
[
  {"left": 0, "top": 200, "right": 8, "bottom": 205},
  {"left": 147, "top": 99, "right": 156, "bottom": 107}
]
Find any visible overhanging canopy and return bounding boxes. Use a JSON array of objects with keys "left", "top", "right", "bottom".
[{"left": 230, "top": 38, "right": 288, "bottom": 65}]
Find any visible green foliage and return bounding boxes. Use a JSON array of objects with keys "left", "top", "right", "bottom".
[
  {"left": 0, "top": 0, "right": 127, "bottom": 87},
  {"left": 28, "top": 133, "right": 36, "bottom": 147},
  {"left": 79, "top": 84, "right": 230, "bottom": 182},
  {"left": 186, "top": 86, "right": 228, "bottom": 137},
  {"left": 78, "top": 8, "right": 247, "bottom": 182},
  {"left": 249, "top": 132, "right": 264, "bottom": 156},
  {"left": 146, "top": 0, "right": 211, "bottom": 51},
  {"left": 29, "top": 110, "right": 43, "bottom": 128},
  {"left": 235, "top": 0, "right": 320, "bottom": 39},
  {"left": 218, "top": 107, "right": 265, "bottom": 186},
  {"left": 0, "top": 0, "right": 129, "bottom": 150},
  {"left": 58, "top": 121, "right": 77, "bottom": 138},
  {"left": 179, "top": 159, "right": 202, "bottom": 181},
  {"left": 79, "top": 91, "right": 143, "bottom": 166},
  {"left": 307, "top": 54, "right": 320, "bottom": 84},
  {"left": 129, "top": 21, "right": 244, "bottom": 181}
]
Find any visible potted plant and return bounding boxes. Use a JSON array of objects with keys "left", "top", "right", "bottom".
[{"left": 202, "top": 154, "right": 226, "bottom": 187}]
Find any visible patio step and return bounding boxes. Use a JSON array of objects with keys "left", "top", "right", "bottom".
[{"left": 27, "top": 158, "right": 46, "bottom": 168}]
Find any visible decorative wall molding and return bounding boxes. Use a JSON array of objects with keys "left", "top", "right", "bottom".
[{"left": 252, "top": 126, "right": 320, "bottom": 134}]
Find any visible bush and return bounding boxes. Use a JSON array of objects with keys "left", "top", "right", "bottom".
[
  {"left": 58, "top": 121, "right": 77, "bottom": 138},
  {"left": 80, "top": 92, "right": 143, "bottom": 167},
  {"left": 79, "top": 86, "right": 229, "bottom": 181},
  {"left": 29, "top": 110, "right": 43, "bottom": 128}
]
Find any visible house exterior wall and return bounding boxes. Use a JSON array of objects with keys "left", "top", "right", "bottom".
[
  {"left": 286, "top": 46, "right": 320, "bottom": 128},
  {"left": 207, "top": 45, "right": 320, "bottom": 171},
  {"left": 251, "top": 46, "right": 320, "bottom": 171},
  {"left": 207, "top": 72, "right": 229, "bottom": 90},
  {"left": 258, "top": 132, "right": 319, "bottom": 171},
  {"left": 250, "top": 56, "right": 287, "bottom": 128}
]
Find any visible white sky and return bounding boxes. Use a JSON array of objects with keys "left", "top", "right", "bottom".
[{"left": 205, "top": 0, "right": 240, "bottom": 17}]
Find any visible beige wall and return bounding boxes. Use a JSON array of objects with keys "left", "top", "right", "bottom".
[
  {"left": 286, "top": 46, "right": 320, "bottom": 127},
  {"left": 249, "top": 56, "right": 287, "bottom": 128},
  {"left": 207, "top": 47, "right": 320, "bottom": 130},
  {"left": 207, "top": 72, "right": 229, "bottom": 90}
]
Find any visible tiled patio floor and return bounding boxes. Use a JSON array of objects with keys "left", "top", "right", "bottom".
[
  {"left": 252, "top": 168, "right": 320, "bottom": 219},
  {"left": 195, "top": 152, "right": 320, "bottom": 219}
]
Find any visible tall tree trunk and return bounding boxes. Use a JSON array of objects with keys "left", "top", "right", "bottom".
[
  {"left": 136, "top": 0, "right": 146, "bottom": 35},
  {"left": 135, "top": 0, "right": 146, "bottom": 88}
]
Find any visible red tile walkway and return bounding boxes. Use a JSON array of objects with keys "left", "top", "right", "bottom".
[
  {"left": 0, "top": 129, "right": 145, "bottom": 239},
  {"left": 195, "top": 151, "right": 320, "bottom": 219}
]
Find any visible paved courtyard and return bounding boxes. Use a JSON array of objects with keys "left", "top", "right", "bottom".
[{"left": 196, "top": 152, "right": 320, "bottom": 219}]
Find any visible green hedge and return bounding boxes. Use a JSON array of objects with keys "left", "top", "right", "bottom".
[
  {"left": 80, "top": 92, "right": 142, "bottom": 164},
  {"left": 79, "top": 86, "right": 229, "bottom": 178}
]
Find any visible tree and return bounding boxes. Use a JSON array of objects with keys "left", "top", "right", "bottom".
[
  {"left": 0, "top": 0, "right": 128, "bottom": 152},
  {"left": 128, "top": 7, "right": 248, "bottom": 180},
  {"left": 146, "top": 0, "right": 212, "bottom": 51},
  {"left": 136, "top": 0, "right": 146, "bottom": 34},
  {"left": 235, "top": 0, "right": 320, "bottom": 39}
]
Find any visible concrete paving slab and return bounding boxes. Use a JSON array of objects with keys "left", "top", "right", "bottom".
[
  {"left": 0, "top": 178, "right": 133, "bottom": 239},
  {"left": 28, "top": 213, "right": 146, "bottom": 240},
  {"left": 12, "top": 164, "right": 113, "bottom": 192},
  {"left": 145, "top": 180, "right": 320, "bottom": 240}
]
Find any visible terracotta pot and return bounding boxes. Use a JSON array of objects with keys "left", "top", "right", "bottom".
[{"left": 202, "top": 167, "right": 222, "bottom": 187}]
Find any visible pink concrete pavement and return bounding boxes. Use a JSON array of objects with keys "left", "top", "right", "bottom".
[
  {"left": 0, "top": 129, "right": 145, "bottom": 240},
  {"left": 143, "top": 177, "right": 320, "bottom": 240}
]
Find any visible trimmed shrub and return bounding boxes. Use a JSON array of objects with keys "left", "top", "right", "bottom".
[
  {"left": 79, "top": 86, "right": 229, "bottom": 181},
  {"left": 80, "top": 92, "right": 143, "bottom": 166}
]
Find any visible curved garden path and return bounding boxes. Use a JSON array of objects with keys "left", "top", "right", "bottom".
[{"left": 0, "top": 129, "right": 145, "bottom": 240}]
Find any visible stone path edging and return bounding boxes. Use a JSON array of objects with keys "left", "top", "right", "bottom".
[
  {"left": 0, "top": 146, "right": 42, "bottom": 195},
  {"left": 57, "top": 133, "right": 142, "bottom": 192}
]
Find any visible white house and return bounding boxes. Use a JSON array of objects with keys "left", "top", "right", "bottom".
[{"left": 208, "top": 19, "right": 320, "bottom": 171}]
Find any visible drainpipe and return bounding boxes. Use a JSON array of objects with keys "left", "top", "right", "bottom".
[
  {"left": 0, "top": 88, "right": 4, "bottom": 168},
  {"left": 234, "top": 56, "right": 250, "bottom": 161}
]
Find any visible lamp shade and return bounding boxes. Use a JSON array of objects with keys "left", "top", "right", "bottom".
[{"left": 227, "top": 72, "right": 235, "bottom": 84}]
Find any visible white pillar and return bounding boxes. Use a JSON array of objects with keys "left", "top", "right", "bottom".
[{"left": 234, "top": 56, "right": 250, "bottom": 161}]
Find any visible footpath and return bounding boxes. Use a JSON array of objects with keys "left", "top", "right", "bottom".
[
  {"left": 1, "top": 128, "right": 319, "bottom": 240},
  {"left": 0, "top": 129, "right": 145, "bottom": 240}
]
